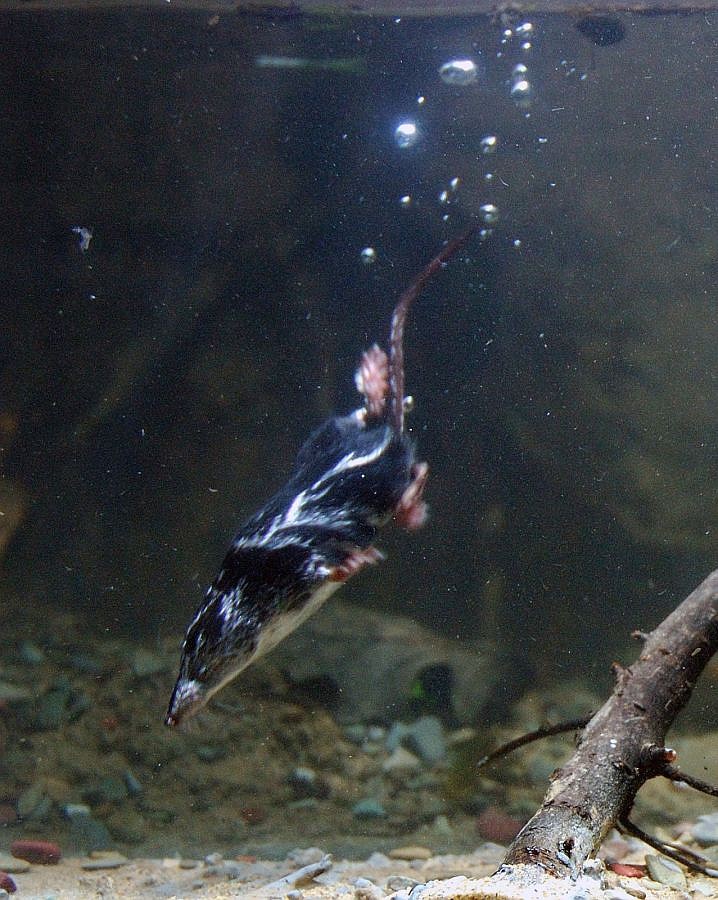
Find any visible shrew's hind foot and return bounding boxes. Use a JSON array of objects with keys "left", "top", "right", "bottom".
[
  {"left": 355, "top": 344, "right": 389, "bottom": 421},
  {"left": 329, "top": 546, "right": 386, "bottom": 582},
  {"left": 394, "top": 461, "right": 429, "bottom": 531}
]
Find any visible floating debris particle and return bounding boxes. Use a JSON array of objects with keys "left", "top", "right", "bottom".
[{"left": 71, "top": 225, "right": 93, "bottom": 252}]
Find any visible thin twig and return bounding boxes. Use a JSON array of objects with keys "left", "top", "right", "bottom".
[
  {"left": 476, "top": 716, "right": 592, "bottom": 770},
  {"left": 663, "top": 763, "right": 718, "bottom": 798},
  {"left": 618, "top": 816, "right": 718, "bottom": 878}
]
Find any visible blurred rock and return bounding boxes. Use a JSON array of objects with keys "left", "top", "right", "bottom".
[{"left": 271, "top": 600, "right": 505, "bottom": 725}]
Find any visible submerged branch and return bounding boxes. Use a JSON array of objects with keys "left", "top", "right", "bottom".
[{"left": 498, "top": 568, "right": 718, "bottom": 877}]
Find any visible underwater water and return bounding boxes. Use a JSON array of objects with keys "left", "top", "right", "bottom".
[{"left": 2, "top": 2, "right": 718, "bottom": 878}]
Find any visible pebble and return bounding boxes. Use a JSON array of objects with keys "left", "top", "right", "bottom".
[
  {"left": 382, "top": 746, "right": 422, "bottom": 774},
  {"left": 408, "top": 716, "right": 446, "bottom": 766},
  {"left": 123, "top": 770, "right": 143, "bottom": 797},
  {"left": 286, "top": 847, "right": 326, "bottom": 866},
  {"left": 354, "top": 877, "right": 384, "bottom": 900},
  {"left": 81, "top": 852, "right": 128, "bottom": 870},
  {"left": 365, "top": 852, "right": 391, "bottom": 868},
  {"left": 387, "top": 717, "right": 446, "bottom": 766},
  {"left": 0, "top": 855, "right": 29, "bottom": 875},
  {"left": 352, "top": 798, "right": 386, "bottom": 819},
  {"left": 10, "top": 840, "right": 61, "bottom": 865},
  {"left": 389, "top": 846, "right": 432, "bottom": 861},
  {"left": 179, "top": 858, "right": 200, "bottom": 869},
  {"left": 287, "top": 767, "right": 329, "bottom": 799},
  {"left": 0, "top": 873, "right": 16, "bottom": 894},
  {"left": 33, "top": 681, "right": 72, "bottom": 730},
  {"left": 693, "top": 812, "right": 718, "bottom": 847},
  {"left": 18, "top": 641, "right": 45, "bottom": 665},
  {"left": 645, "top": 854, "right": 687, "bottom": 889}
]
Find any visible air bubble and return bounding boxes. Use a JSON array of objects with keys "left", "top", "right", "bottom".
[
  {"left": 449, "top": 177, "right": 460, "bottom": 191},
  {"left": 399, "top": 195, "right": 412, "bottom": 208},
  {"left": 510, "top": 79, "right": 532, "bottom": 107},
  {"left": 512, "top": 63, "right": 528, "bottom": 78},
  {"left": 360, "top": 247, "right": 377, "bottom": 265},
  {"left": 439, "top": 190, "right": 450, "bottom": 205},
  {"left": 516, "top": 21, "right": 533, "bottom": 34},
  {"left": 521, "top": 41, "right": 532, "bottom": 51},
  {"left": 480, "top": 134, "right": 498, "bottom": 154},
  {"left": 513, "top": 239, "right": 522, "bottom": 248},
  {"left": 479, "top": 203, "right": 499, "bottom": 225},
  {"left": 394, "top": 121, "right": 419, "bottom": 148},
  {"left": 439, "top": 58, "right": 479, "bottom": 86}
]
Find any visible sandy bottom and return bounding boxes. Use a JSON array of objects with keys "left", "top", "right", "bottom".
[{"left": 8, "top": 850, "right": 717, "bottom": 900}]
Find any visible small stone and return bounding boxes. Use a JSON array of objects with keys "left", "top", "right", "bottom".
[
  {"left": 62, "top": 803, "right": 92, "bottom": 820},
  {"left": 0, "top": 854, "right": 29, "bottom": 875},
  {"left": 645, "top": 854, "right": 687, "bottom": 889},
  {"left": 404, "top": 716, "right": 446, "bottom": 765},
  {"left": 287, "top": 767, "right": 329, "bottom": 799},
  {"left": 18, "top": 641, "right": 45, "bottom": 665},
  {"left": 123, "top": 771, "right": 143, "bottom": 797},
  {"left": 382, "top": 746, "right": 422, "bottom": 774},
  {"left": 179, "top": 858, "right": 200, "bottom": 869},
  {"left": 353, "top": 878, "right": 384, "bottom": 900},
  {"left": 10, "top": 840, "right": 61, "bottom": 865},
  {"left": 352, "top": 798, "right": 386, "bottom": 819},
  {"left": 693, "top": 812, "right": 718, "bottom": 847},
  {"left": 389, "top": 846, "right": 432, "bottom": 861},
  {"left": 365, "top": 852, "right": 391, "bottom": 868},
  {"left": 34, "top": 682, "right": 72, "bottom": 730},
  {"left": 81, "top": 853, "right": 127, "bottom": 870},
  {"left": 286, "top": 847, "right": 326, "bottom": 866}
]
